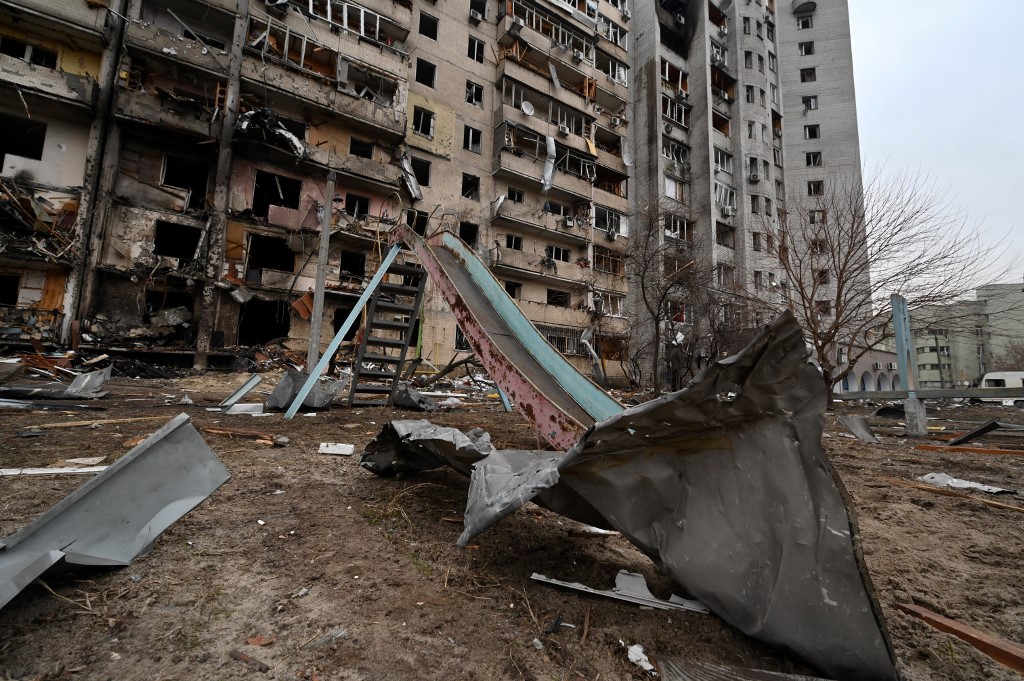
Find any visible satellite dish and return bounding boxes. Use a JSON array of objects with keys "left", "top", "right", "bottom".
[{"left": 521, "top": 100, "right": 535, "bottom": 116}]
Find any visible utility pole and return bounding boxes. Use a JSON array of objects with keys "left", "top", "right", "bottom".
[
  {"left": 193, "top": 0, "right": 249, "bottom": 370},
  {"left": 306, "top": 171, "right": 336, "bottom": 370}
]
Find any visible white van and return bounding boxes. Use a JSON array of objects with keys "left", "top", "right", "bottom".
[{"left": 970, "top": 372, "right": 1024, "bottom": 406}]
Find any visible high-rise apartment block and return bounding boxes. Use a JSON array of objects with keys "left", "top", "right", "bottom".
[{"left": 0, "top": 0, "right": 863, "bottom": 382}]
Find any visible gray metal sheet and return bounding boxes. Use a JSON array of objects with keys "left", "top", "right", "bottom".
[
  {"left": 838, "top": 414, "right": 881, "bottom": 443},
  {"left": 0, "top": 413, "right": 230, "bottom": 610},
  {"left": 219, "top": 374, "right": 263, "bottom": 409},
  {"left": 361, "top": 313, "right": 897, "bottom": 680}
]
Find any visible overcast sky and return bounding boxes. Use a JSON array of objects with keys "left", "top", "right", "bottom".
[{"left": 848, "top": 1, "right": 1023, "bottom": 285}]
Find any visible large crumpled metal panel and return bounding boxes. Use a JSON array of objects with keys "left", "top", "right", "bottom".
[
  {"left": 0, "top": 414, "right": 230, "bottom": 611},
  {"left": 360, "top": 312, "right": 897, "bottom": 680}
]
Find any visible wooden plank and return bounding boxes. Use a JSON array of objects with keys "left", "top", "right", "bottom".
[
  {"left": 27, "top": 416, "right": 167, "bottom": 429},
  {"left": 200, "top": 426, "right": 275, "bottom": 441},
  {"left": 879, "top": 476, "right": 1024, "bottom": 515},
  {"left": 915, "top": 444, "right": 1024, "bottom": 457},
  {"left": 895, "top": 603, "right": 1024, "bottom": 675}
]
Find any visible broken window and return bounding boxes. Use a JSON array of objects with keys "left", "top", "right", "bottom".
[
  {"left": 546, "top": 289, "right": 571, "bottom": 308},
  {"left": 419, "top": 12, "right": 438, "bottom": 39},
  {"left": 350, "top": 138, "right": 374, "bottom": 159},
  {"left": 546, "top": 245, "right": 571, "bottom": 263},
  {"left": 538, "top": 323, "right": 582, "bottom": 354},
  {"left": 345, "top": 193, "right": 370, "bottom": 218},
  {"left": 459, "top": 222, "right": 479, "bottom": 247},
  {"left": 469, "top": 0, "right": 486, "bottom": 17},
  {"left": 815, "top": 300, "right": 832, "bottom": 316},
  {"left": 803, "top": 95, "right": 818, "bottom": 111},
  {"left": 468, "top": 36, "right": 485, "bottom": 63},
  {"left": 712, "top": 111, "right": 730, "bottom": 136},
  {"left": 0, "top": 35, "right": 57, "bottom": 68},
  {"left": 716, "top": 263, "right": 735, "bottom": 286},
  {"left": 410, "top": 157, "right": 431, "bottom": 186},
  {"left": 153, "top": 221, "right": 203, "bottom": 266},
  {"left": 162, "top": 155, "right": 210, "bottom": 210},
  {"left": 816, "top": 269, "right": 830, "bottom": 285},
  {"left": 239, "top": 299, "right": 290, "bottom": 345},
  {"left": 455, "top": 325, "right": 471, "bottom": 351},
  {"left": 806, "top": 151, "right": 822, "bottom": 166},
  {"left": 0, "top": 113, "right": 46, "bottom": 166},
  {"left": 804, "top": 124, "right": 820, "bottom": 139},
  {"left": 506, "top": 234, "right": 523, "bottom": 250},
  {"left": 807, "top": 181, "right": 823, "bottom": 196},
  {"left": 595, "top": 206, "right": 626, "bottom": 236},
  {"left": 799, "top": 41, "right": 814, "bottom": 55},
  {"left": 247, "top": 233, "right": 295, "bottom": 278},
  {"left": 753, "top": 232, "right": 763, "bottom": 252},
  {"left": 463, "top": 126, "right": 482, "bottom": 153},
  {"left": 713, "top": 147, "right": 732, "bottom": 173},
  {"left": 252, "top": 170, "right": 301, "bottom": 218},
  {"left": 461, "top": 173, "right": 480, "bottom": 201},
  {"left": 466, "top": 80, "right": 484, "bottom": 107},
  {"left": 800, "top": 67, "right": 817, "bottom": 83},
  {"left": 406, "top": 209, "right": 429, "bottom": 235},
  {"left": 508, "top": 187, "right": 524, "bottom": 203},
  {"left": 809, "top": 210, "right": 827, "bottom": 225},
  {"left": 504, "top": 280, "right": 522, "bottom": 299},
  {"left": 415, "top": 58, "right": 437, "bottom": 87},
  {"left": 412, "top": 106, "right": 435, "bottom": 138},
  {"left": 716, "top": 222, "right": 736, "bottom": 248},
  {"left": 338, "top": 250, "right": 366, "bottom": 277},
  {"left": 0, "top": 273, "right": 19, "bottom": 305},
  {"left": 797, "top": 15, "right": 812, "bottom": 29},
  {"left": 665, "top": 216, "right": 691, "bottom": 241},
  {"left": 593, "top": 246, "right": 624, "bottom": 275}
]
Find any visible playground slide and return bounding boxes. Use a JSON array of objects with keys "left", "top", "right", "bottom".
[{"left": 391, "top": 225, "right": 622, "bottom": 449}]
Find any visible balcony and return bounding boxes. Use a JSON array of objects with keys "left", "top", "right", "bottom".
[
  {"left": 593, "top": 269, "right": 628, "bottom": 294},
  {"left": 792, "top": 0, "right": 817, "bottom": 13},
  {"left": 125, "top": 21, "right": 231, "bottom": 75},
  {"left": 493, "top": 201, "right": 591, "bottom": 246},
  {"left": 239, "top": 58, "right": 406, "bottom": 140},
  {"left": 494, "top": 149, "right": 594, "bottom": 202},
  {"left": 516, "top": 300, "right": 592, "bottom": 329},
  {"left": 2, "top": 0, "right": 107, "bottom": 35},
  {"left": 0, "top": 53, "right": 97, "bottom": 109},
  {"left": 489, "top": 245, "right": 590, "bottom": 288},
  {"left": 114, "top": 88, "right": 218, "bottom": 139}
]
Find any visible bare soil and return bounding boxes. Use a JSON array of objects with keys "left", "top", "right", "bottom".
[{"left": 1, "top": 373, "right": 1023, "bottom": 680}]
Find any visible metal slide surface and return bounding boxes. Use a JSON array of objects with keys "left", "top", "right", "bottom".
[{"left": 391, "top": 225, "right": 621, "bottom": 448}]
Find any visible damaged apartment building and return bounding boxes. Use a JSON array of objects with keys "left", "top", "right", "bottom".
[{"left": 0, "top": 0, "right": 860, "bottom": 382}]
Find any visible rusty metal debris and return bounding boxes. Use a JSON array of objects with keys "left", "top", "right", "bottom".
[
  {"left": 0, "top": 414, "right": 229, "bottom": 611},
  {"left": 360, "top": 312, "right": 899, "bottom": 680}
]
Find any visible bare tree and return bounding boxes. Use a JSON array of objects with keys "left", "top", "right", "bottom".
[
  {"left": 766, "top": 167, "right": 1012, "bottom": 400},
  {"left": 991, "top": 341, "right": 1024, "bottom": 372},
  {"left": 625, "top": 199, "right": 717, "bottom": 392}
]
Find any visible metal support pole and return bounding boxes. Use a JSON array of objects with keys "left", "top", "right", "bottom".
[
  {"left": 284, "top": 244, "right": 402, "bottom": 419},
  {"left": 306, "top": 171, "right": 336, "bottom": 369},
  {"left": 892, "top": 294, "right": 927, "bottom": 436}
]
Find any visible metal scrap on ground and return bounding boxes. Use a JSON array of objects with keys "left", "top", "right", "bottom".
[
  {"left": 0, "top": 414, "right": 230, "bottom": 610},
  {"left": 838, "top": 414, "right": 881, "bottom": 443},
  {"left": 947, "top": 419, "right": 1024, "bottom": 446},
  {"left": 917, "top": 472, "right": 1015, "bottom": 495},
  {"left": 531, "top": 570, "right": 708, "bottom": 614},
  {"left": 360, "top": 312, "right": 899, "bottom": 681}
]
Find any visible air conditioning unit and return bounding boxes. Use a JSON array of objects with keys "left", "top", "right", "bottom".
[
  {"left": 713, "top": 165, "right": 722, "bottom": 174},
  {"left": 773, "top": 129, "right": 782, "bottom": 138},
  {"left": 748, "top": 172, "right": 759, "bottom": 183},
  {"left": 610, "top": 116, "right": 622, "bottom": 127},
  {"left": 675, "top": 90, "right": 689, "bottom": 102},
  {"left": 557, "top": 123, "right": 570, "bottom": 136},
  {"left": 562, "top": 216, "right": 575, "bottom": 228},
  {"left": 469, "top": 9, "right": 483, "bottom": 24},
  {"left": 663, "top": 122, "right": 674, "bottom": 134},
  {"left": 572, "top": 49, "right": 584, "bottom": 63},
  {"left": 872, "top": 362, "right": 883, "bottom": 370},
  {"left": 887, "top": 362, "right": 898, "bottom": 370},
  {"left": 621, "top": 8, "right": 630, "bottom": 20},
  {"left": 718, "top": 25, "right": 728, "bottom": 37},
  {"left": 674, "top": 13, "right": 685, "bottom": 25},
  {"left": 721, "top": 206, "right": 734, "bottom": 217}
]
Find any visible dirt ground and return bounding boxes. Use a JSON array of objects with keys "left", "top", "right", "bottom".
[{"left": 2, "top": 371, "right": 1023, "bottom": 681}]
